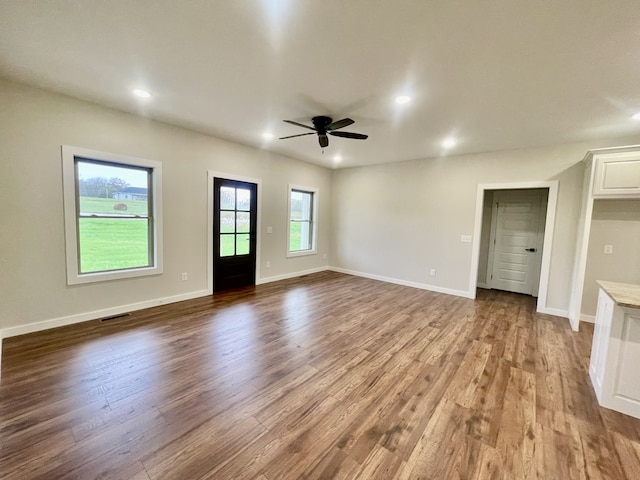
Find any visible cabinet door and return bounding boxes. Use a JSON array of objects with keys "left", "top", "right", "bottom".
[
  {"left": 593, "top": 152, "right": 640, "bottom": 197},
  {"left": 591, "top": 289, "right": 614, "bottom": 393},
  {"left": 613, "top": 310, "right": 640, "bottom": 401}
]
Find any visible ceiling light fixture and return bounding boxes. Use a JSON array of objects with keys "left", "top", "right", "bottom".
[
  {"left": 632, "top": 113, "right": 640, "bottom": 120},
  {"left": 132, "top": 88, "right": 152, "bottom": 99},
  {"left": 442, "top": 137, "right": 456, "bottom": 149},
  {"left": 334, "top": 154, "right": 342, "bottom": 162},
  {"left": 262, "top": 132, "right": 275, "bottom": 140},
  {"left": 395, "top": 95, "right": 411, "bottom": 104}
]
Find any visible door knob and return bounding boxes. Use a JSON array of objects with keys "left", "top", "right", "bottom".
[{"left": 525, "top": 248, "right": 537, "bottom": 252}]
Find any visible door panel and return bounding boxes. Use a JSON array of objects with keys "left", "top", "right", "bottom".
[
  {"left": 213, "top": 178, "right": 257, "bottom": 292},
  {"left": 490, "top": 191, "right": 544, "bottom": 295}
]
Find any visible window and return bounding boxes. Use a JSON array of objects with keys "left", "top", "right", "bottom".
[
  {"left": 287, "top": 185, "right": 318, "bottom": 256},
  {"left": 62, "top": 146, "right": 163, "bottom": 284}
]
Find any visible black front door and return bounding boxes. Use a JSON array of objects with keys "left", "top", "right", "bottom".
[{"left": 213, "top": 177, "right": 257, "bottom": 292}]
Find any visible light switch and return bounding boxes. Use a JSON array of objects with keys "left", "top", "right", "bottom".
[
  {"left": 604, "top": 244, "right": 613, "bottom": 254},
  {"left": 267, "top": 226, "right": 273, "bottom": 234},
  {"left": 460, "top": 235, "right": 472, "bottom": 243}
]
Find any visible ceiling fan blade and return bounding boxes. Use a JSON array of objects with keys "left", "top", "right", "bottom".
[
  {"left": 283, "top": 119, "right": 316, "bottom": 131},
  {"left": 279, "top": 133, "right": 315, "bottom": 140},
  {"left": 327, "top": 118, "right": 354, "bottom": 131},
  {"left": 329, "top": 131, "right": 368, "bottom": 140},
  {"left": 319, "top": 135, "right": 329, "bottom": 148}
]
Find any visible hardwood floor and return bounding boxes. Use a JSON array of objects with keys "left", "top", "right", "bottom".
[{"left": 1, "top": 271, "right": 639, "bottom": 479}]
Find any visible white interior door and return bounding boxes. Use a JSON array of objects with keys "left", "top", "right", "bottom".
[{"left": 489, "top": 190, "right": 545, "bottom": 295}]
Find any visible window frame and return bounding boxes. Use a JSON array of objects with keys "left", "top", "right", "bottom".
[
  {"left": 62, "top": 145, "right": 163, "bottom": 285},
  {"left": 287, "top": 184, "right": 318, "bottom": 258}
]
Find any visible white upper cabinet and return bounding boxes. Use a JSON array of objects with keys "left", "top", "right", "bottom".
[{"left": 593, "top": 151, "right": 640, "bottom": 197}]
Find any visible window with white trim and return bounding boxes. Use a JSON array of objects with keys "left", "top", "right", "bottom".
[
  {"left": 62, "top": 146, "right": 163, "bottom": 284},
  {"left": 287, "top": 185, "right": 318, "bottom": 256}
]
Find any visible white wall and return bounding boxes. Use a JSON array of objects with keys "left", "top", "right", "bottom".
[
  {"left": 330, "top": 139, "right": 640, "bottom": 315},
  {"left": 0, "top": 80, "right": 331, "bottom": 335},
  {"left": 581, "top": 199, "right": 640, "bottom": 317}
]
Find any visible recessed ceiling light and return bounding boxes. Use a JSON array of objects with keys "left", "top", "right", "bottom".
[
  {"left": 262, "top": 132, "right": 275, "bottom": 140},
  {"left": 395, "top": 95, "right": 411, "bottom": 104},
  {"left": 442, "top": 137, "right": 456, "bottom": 149},
  {"left": 132, "top": 88, "right": 152, "bottom": 99},
  {"left": 333, "top": 154, "right": 342, "bottom": 162},
  {"left": 632, "top": 112, "right": 640, "bottom": 120}
]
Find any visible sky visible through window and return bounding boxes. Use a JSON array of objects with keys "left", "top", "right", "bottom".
[{"left": 78, "top": 161, "right": 147, "bottom": 187}]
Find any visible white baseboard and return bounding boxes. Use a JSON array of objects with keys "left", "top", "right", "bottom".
[
  {"left": 329, "top": 267, "right": 474, "bottom": 299},
  {"left": 257, "top": 266, "right": 329, "bottom": 285},
  {"left": 580, "top": 314, "right": 596, "bottom": 324},
  {"left": 536, "top": 306, "right": 569, "bottom": 319},
  {"left": 2, "top": 289, "right": 210, "bottom": 339}
]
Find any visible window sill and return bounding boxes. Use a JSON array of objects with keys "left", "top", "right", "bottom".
[
  {"left": 287, "top": 249, "right": 317, "bottom": 258},
  {"left": 67, "top": 265, "right": 163, "bottom": 285}
]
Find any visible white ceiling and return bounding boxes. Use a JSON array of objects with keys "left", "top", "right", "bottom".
[{"left": 2, "top": 1, "right": 640, "bottom": 169}]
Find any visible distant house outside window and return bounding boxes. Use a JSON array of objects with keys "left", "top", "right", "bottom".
[
  {"left": 112, "top": 187, "right": 148, "bottom": 201},
  {"left": 62, "top": 146, "right": 163, "bottom": 284},
  {"left": 287, "top": 185, "right": 318, "bottom": 257}
]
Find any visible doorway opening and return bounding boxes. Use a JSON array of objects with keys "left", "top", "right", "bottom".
[
  {"left": 470, "top": 181, "right": 558, "bottom": 315},
  {"left": 478, "top": 188, "right": 548, "bottom": 297}
]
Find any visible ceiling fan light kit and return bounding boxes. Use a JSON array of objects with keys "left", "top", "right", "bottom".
[{"left": 279, "top": 116, "right": 368, "bottom": 148}]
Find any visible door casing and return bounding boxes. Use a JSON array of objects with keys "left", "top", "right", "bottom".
[{"left": 469, "top": 181, "right": 559, "bottom": 316}]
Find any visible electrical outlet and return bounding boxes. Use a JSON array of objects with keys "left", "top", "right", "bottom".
[
  {"left": 604, "top": 245, "right": 613, "bottom": 254},
  {"left": 181, "top": 272, "right": 188, "bottom": 281},
  {"left": 266, "top": 261, "right": 271, "bottom": 268},
  {"left": 430, "top": 269, "right": 436, "bottom": 277}
]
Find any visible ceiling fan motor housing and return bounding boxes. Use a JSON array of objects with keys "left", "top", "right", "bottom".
[{"left": 312, "top": 116, "right": 333, "bottom": 133}]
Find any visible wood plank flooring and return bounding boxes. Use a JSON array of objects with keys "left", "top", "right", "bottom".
[{"left": 1, "top": 271, "right": 639, "bottom": 479}]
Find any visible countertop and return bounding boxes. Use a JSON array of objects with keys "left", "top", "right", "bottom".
[{"left": 597, "top": 281, "right": 640, "bottom": 309}]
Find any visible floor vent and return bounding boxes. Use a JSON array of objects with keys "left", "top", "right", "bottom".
[{"left": 100, "top": 313, "right": 131, "bottom": 322}]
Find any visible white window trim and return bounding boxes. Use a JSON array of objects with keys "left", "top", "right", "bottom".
[
  {"left": 62, "top": 145, "right": 163, "bottom": 285},
  {"left": 287, "top": 184, "right": 318, "bottom": 258}
]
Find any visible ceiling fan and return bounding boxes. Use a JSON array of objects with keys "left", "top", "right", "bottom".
[{"left": 279, "top": 116, "right": 368, "bottom": 148}]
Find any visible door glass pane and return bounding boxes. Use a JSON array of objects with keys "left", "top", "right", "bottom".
[
  {"left": 237, "top": 188, "right": 251, "bottom": 211},
  {"left": 236, "top": 234, "right": 250, "bottom": 255},
  {"left": 220, "top": 211, "right": 235, "bottom": 233},
  {"left": 220, "top": 234, "right": 235, "bottom": 257},
  {"left": 236, "top": 212, "right": 250, "bottom": 233},
  {"left": 220, "top": 187, "right": 235, "bottom": 210}
]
